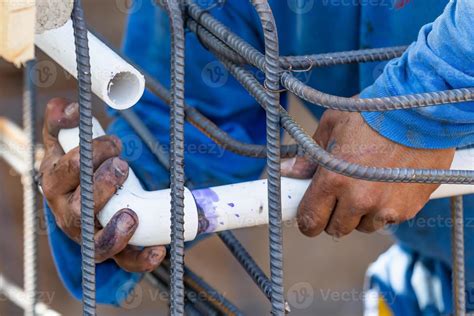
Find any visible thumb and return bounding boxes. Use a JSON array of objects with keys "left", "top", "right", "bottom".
[
  {"left": 281, "top": 156, "right": 317, "bottom": 179},
  {"left": 42, "top": 98, "right": 80, "bottom": 157},
  {"left": 281, "top": 110, "right": 335, "bottom": 179}
]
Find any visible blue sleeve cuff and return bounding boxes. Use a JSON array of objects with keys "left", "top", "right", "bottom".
[
  {"left": 360, "top": 0, "right": 474, "bottom": 150},
  {"left": 360, "top": 84, "right": 474, "bottom": 149},
  {"left": 43, "top": 201, "right": 142, "bottom": 306}
]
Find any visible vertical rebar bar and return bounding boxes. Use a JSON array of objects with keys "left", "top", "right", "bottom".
[
  {"left": 166, "top": 0, "right": 187, "bottom": 314},
  {"left": 22, "top": 59, "right": 38, "bottom": 316},
  {"left": 250, "top": 1, "right": 285, "bottom": 314},
  {"left": 71, "top": 1, "right": 96, "bottom": 314},
  {"left": 452, "top": 196, "right": 466, "bottom": 316}
]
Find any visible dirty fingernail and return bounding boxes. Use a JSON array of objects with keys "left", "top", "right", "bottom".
[
  {"left": 64, "top": 102, "right": 78, "bottom": 118},
  {"left": 112, "top": 157, "right": 128, "bottom": 178},
  {"left": 116, "top": 211, "right": 137, "bottom": 233},
  {"left": 150, "top": 248, "right": 166, "bottom": 265}
]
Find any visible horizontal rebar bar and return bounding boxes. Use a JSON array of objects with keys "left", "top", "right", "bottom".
[
  {"left": 280, "top": 46, "right": 408, "bottom": 70},
  {"left": 219, "top": 56, "right": 474, "bottom": 184},
  {"left": 186, "top": 1, "right": 474, "bottom": 112}
]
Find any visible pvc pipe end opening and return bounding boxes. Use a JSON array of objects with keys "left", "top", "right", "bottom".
[{"left": 106, "top": 71, "right": 144, "bottom": 110}]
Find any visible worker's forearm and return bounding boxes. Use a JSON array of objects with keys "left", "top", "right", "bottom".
[{"left": 361, "top": 0, "right": 474, "bottom": 149}]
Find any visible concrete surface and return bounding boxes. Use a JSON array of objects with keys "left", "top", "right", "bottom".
[{"left": 0, "top": 1, "right": 393, "bottom": 315}]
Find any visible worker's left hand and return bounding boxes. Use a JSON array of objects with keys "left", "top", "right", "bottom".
[{"left": 281, "top": 109, "right": 456, "bottom": 238}]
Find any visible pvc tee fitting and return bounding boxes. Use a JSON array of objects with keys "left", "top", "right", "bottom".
[{"left": 58, "top": 119, "right": 474, "bottom": 246}]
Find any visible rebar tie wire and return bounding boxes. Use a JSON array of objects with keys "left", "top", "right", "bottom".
[{"left": 71, "top": 0, "right": 96, "bottom": 315}]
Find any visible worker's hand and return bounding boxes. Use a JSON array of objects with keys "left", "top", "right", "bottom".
[
  {"left": 39, "top": 98, "right": 165, "bottom": 272},
  {"left": 281, "top": 110, "right": 455, "bottom": 238}
]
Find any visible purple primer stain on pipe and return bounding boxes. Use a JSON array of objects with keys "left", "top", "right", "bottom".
[{"left": 192, "top": 188, "right": 219, "bottom": 234}]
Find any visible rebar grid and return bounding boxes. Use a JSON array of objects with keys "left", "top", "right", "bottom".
[
  {"left": 172, "top": 1, "right": 471, "bottom": 314},
  {"left": 1, "top": 0, "right": 472, "bottom": 315}
]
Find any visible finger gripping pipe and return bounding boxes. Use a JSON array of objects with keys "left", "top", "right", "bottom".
[{"left": 58, "top": 119, "right": 474, "bottom": 247}]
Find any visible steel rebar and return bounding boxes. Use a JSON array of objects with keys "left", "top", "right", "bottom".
[
  {"left": 22, "top": 59, "right": 38, "bottom": 316},
  {"left": 166, "top": 0, "right": 187, "bottom": 314},
  {"left": 250, "top": 1, "right": 285, "bottom": 314},
  {"left": 71, "top": 1, "right": 96, "bottom": 314},
  {"left": 452, "top": 196, "right": 466, "bottom": 316}
]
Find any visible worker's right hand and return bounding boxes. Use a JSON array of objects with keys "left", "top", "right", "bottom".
[{"left": 39, "top": 98, "right": 166, "bottom": 272}]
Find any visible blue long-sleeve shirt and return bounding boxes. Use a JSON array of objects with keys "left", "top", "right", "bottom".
[
  {"left": 361, "top": 0, "right": 474, "bottom": 148},
  {"left": 43, "top": 0, "right": 474, "bottom": 310}
]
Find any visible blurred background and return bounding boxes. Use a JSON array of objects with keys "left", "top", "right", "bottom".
[{"left": 0, "top": 0, "right": 392, "bottom": 314}]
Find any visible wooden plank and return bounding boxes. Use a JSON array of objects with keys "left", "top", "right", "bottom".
[{"left": 0, "top": 0, "right": 35, "bottom": 66}]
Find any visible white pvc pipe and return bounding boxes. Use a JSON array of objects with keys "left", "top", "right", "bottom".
[
  {"left": 0, "top": 274, "right": 60, "bottom": 316},
  {"left": 35, "top": 20, "right": 145, "bottom": 110},
  {"left": 59, "top": 118, "right": 198, "bottom": 246},
  {"left": 58, "top": 119, "right": 474, "bottom": 246}
]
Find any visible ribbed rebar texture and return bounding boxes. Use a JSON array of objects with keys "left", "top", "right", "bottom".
[
  {"left": 250, "top": 1, "right": 285, "bottom": 314},
  {"left": 22, "top": 60, "right": 38, "bottom": 316},
  {"left": 98, "top": 31, "right": 299, "bottom": 160},
  {"left": 166, "top": 0, "right": 187, "bottom": 314},
  {"left": 218, "top": 231, "right": 273, "bottom": 301},
  {"left": 281, "top": 72, "right": 474, "bottom": 112},
  {"left": 280, "top": 46, "right": 408, "bottom": 70},
  {"left": 219, "top": 57, "right": 474, "bottom": 184},
  {"left": 186, "top": 3, "right": 474, "bottom": 112},
  {"left": 121, "top": 110, "right": 171, "bottom": 170},
  {"left": 452, "top": 196, "right": 466, "bottom": 316},
  {"left": 145, "top": 73, "right": 298, "bottom": 159},
  {"left": 71, "top": 1, "right": 96, "bottom": 314},
  {"left": 183, "top": 266, "right": 243, "bottom": 316}
]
